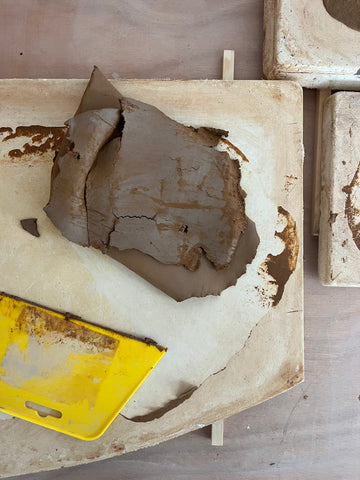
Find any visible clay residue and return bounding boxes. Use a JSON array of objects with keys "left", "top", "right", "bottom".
[
  {"left": 259, "top": 206, "right": 299, "bottom": 307},
  {"left": 323, "top": 0, "right": 360, "bottom": 32},
  {"left": 44, "top": 66, "right": 258, "bottom": 301},
  {"left": 124, "top": 386, "right": 197, "bottom": 423},
  {"left": 17, "top": 305, "right": 118, "bottom": 352},
  {"left": 220, "top": 138, "right": 250, "bottom": 162},
  {"left": 329, "top": 212, "right": 338, "bottom": 225},
  {"left": 2, "top": 126, "right": 66, "bottom": 159},
  {"left": 343, "top": 161, "right": 360, "bottom": 250},
  {"left": 0, "top": 127, "right": 12, "bottom": 135},
  {"left": 20, "top": 218, "right": 40, "bottom": 238},
  {"left": 284, "top": 175, "right": 298, "bottom": 193}
]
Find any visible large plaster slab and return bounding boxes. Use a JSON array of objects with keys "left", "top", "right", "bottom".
[{"left": 0, "top": 79, "right": 303, "bottom": 477}]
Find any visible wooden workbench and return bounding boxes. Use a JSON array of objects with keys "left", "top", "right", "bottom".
[{"left": 0, "top": 1, "right": 359, "bottom": 478}]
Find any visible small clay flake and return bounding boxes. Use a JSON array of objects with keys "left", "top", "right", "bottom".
[{"left": 20, "top": 218, "right": 40, "bottom": 238}]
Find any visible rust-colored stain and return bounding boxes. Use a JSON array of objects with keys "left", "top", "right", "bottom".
[
  {"left": 1, "top": 125, "right": 66, "bottom": 159},
  {"left": 343, "top": 161, "right": 360, "bottom": 250},
  {"left": 17, "top": 305, "right": 118, "bottom": 352},
  {"left": 279, "top": 361, "right": 303, "bottom": 389},
  {"left": 260, "top": 206, "right": 299, "bottom": 307},
  {"left": 111, "top": 441, "right": 125, "bottom": 453},
  {"left": 221, "top": 138, "right": 249, "bottom": 162},
  {"left": 0, "top": 127, "right": 13, "bottom": 135}
]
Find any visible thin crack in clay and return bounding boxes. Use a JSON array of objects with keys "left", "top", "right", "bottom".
[
  {"left": 343, "top": 161, "right": 360, "bottom": 250},
  {"left": 84, "top": 98, "right": 245, "bottom": 272},
  {"left": 44, "top": 66, "right": 259, "bottom": 301}
]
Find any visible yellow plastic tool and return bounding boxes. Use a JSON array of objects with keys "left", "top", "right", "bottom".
[{"left": 0, "top": 293, "right": 165, "bottom": 440}]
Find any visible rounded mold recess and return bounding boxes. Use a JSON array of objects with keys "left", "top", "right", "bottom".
[{"left": 323, "top": 0, "right": 360, "bottom": 32}]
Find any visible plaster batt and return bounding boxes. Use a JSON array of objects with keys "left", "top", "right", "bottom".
[
  {"left": 319, "top": 91, "right": 360, "bottom": 285},
  {"left": 0, "top": 79, "right": 303, "bottom": 475}
]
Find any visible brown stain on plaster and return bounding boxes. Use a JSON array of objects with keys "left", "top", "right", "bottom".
[
  {"left": 2, "top": 126, "right": 66, "bottom": 159},
  {"left": 221, "top": 138, "right": 249, "bottom": 162},
  {"left": 284, "top": 175, "right": 298, "bottom": 193},
  {"left": 259, "top": 206, "right": 299, "bottom": 307},
  {"left": 329, "top": 212, "right": 338, "bottom": 225},
  {"left": 279, "top": 361, "right": 304, "bottom": 388},
  {"left": 111, "top": 441, "right": 125, "bottom": 453},
  {"left": 0, "top": 127, "right": 13, "bottom": 135},
  {"left": 343, "top": 161, "right": 360, "bottom": 250}
]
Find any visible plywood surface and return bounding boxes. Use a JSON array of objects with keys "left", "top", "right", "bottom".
[
  {"left": 263, "top": 0, "right": 360, "bottom": 89},
  {"left": 319, "top": 92, "right": 360, "bottom": 285},
  {"left": 0, "top": 1, "right": 359, "bottom": 479},
  {"left": 0, "top": 78, "right": 303, "bottom": 476}
]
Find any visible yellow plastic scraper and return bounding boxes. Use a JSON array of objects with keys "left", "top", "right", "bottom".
[{"left": 0, "top": 293, "right": 166, "bottom": 440}]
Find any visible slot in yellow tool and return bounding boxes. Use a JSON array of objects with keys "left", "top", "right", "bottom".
[{"left": 0, "top": 293, "right": 166, "bottom": 440}]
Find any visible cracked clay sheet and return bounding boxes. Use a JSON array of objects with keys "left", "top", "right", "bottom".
[{"left": 0, "top": 79, "right": 303, "bottom": 421}]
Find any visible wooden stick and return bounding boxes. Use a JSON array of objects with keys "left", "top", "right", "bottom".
[
  {"left": 312, "top": 88, "right": 332, "bottom": 236},
  {"left": 211, "top": 420, "right": 224, "bottom": 446},
  {"left": 223, "top": 50, "right": 235, "bottom": 81},
  {"left": 210, "top": 50, "right": 236, "bottom": 447}
]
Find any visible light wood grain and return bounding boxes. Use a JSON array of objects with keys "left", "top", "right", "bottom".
[
  {"left": 0, "top": 1, "right": 359, "bottom": 479},
  {"left": 211, "top": 420, "right": 224, "bottom": 446},
  {"left": 0, "top": 0, "right": 264, "bottom": 81},
  {"left": 312, "top": 89, "right": 332, "bottom": 236},
  {"left": 222, "top": 50, "right": 235, "bottom": 80},
  {"left": 209, "top": 50, "right": 235, "bottom": 444}
]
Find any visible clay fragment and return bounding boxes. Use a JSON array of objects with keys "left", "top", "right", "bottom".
[
  {"left": 111, "top": 216, "right": 259, "bottom": 302},
  {"left": 45, "top": 67, "right": 258, "bottom": 300},
  {"left": 20, "top": 218, "right": 40, "bottom": 238}
]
